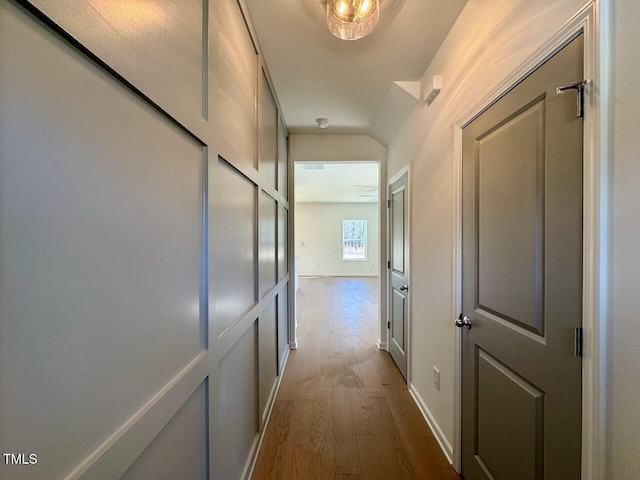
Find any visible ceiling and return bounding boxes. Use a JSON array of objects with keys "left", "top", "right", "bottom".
[
  {"left": 295, "top": 163, "right": 379, "bottom": 203},
  {"left": 245, "top": 0, "right": 467, "bottom": 142}
]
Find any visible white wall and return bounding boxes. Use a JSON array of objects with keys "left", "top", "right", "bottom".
[
  {"left": 291, "top": 134, "right": 387, "bottom": 163},
  {"left": 610, "top": 0, "right": 640, "bottom": 477},
  {"left": 386, "top": 0, "right": 588, "bottom": 462},
  {"left": 296, "top": 202, "right": 379, "bottom": 276}
]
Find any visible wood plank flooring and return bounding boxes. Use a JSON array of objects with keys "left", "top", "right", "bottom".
[{"left": 252, "top": 277, "right": 460, "bottom": 480}]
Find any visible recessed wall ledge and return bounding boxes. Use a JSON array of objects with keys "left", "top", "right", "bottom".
[
  {"left": 370, "top": 80, "right": 421, "bottom": 145},
  {"left": 393, "top": 81, "right": 421, "bottom": 101}
]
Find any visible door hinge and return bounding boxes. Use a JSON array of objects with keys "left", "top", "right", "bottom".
[
  {"left": 387, "top": 321, "right": 391, "bottom": 330},
  {"left": 556, "top": 79, "right": 591, "bottom": 118},
  {"left": 387, "top": 199, "right": 391, "bottom": 208},
  {"left": 387, "top": 260, "right": 391, "bottom": 269},
  {"left": 574, "top": 327, "right": 584, "bottom": 357}
]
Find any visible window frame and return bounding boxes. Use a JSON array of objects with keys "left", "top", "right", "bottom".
[{"left": 341, "top": 219, "right": 368, "bottom": 262}]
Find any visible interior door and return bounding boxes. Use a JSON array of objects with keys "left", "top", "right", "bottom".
[
  {"left": 389, "top": 171, "right": 409, "bottom": 380},
  {"left": 461, "top": 35, "right": 584, "bottom": 479}
]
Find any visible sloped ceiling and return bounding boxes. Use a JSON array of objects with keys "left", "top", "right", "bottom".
[{"left": 245, "top": 0, "right": 467, "bottom": 144}]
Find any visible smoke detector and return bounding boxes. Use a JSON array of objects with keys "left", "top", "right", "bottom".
[{"left": 316, "top": 117, "right": 329, "bottom": 129}]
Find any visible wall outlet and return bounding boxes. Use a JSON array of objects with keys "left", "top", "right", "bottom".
[{"left": 433, "top": 366, "right": 440, "bottom": 390}]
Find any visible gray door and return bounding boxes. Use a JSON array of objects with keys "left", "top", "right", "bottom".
[
  {"left": 389, "top": 171, "right": 409, "bottom": 380},
  {"left": 461, "top": 36, "right": 584, "bottom": 479}
]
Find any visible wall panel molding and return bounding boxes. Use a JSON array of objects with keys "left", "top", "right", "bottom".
[
  {"left": 24, "top": 0, "right": 208, "bottom": 129},
  {"left": 1, "top": 0, "right": 290, "bottom": 478},
  {"left": 66, "top": 353, "right": 210, "bottom": 479}
]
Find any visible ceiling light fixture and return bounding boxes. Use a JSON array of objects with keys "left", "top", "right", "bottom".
[{"left": 327, "top": 0, "right": 380, "bottom": 41}]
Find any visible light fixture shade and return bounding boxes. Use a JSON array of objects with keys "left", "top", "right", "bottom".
[{"left": 327, "top": 0, "right": 380, "bottom": 41}]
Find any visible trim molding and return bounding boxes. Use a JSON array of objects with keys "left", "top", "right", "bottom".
[
  {"left": 387, "top": 163, "right": 411, "bottom": 185},
  {"left": 245, "top": 345, "right": 291, "bottom": 480},
  {"left": 63, "top": 351, "right": 209, "bottom": 479},
  {"left": 376, "top": 338, "right": 388, "bottom": 350},
  {"left": 409, "top": 383, "right": 454, "bottom": 465},
  {"left": 298, "top": 273, "right": 379, "bottom": 278},
  {"left": 451, "top": 2, "right": 607, "bottom": 478}
]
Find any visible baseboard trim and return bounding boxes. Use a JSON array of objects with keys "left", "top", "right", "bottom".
[
  {"left": 408, "top": 383, "right": 454, "bottom": 465},
  {"left": 279, "top": 343, "right": 291, "bottom": 375},
  {"left": 244, "top": 345, "right": 291, "bottom": 480},
  {"left": 376, "top": 338, "right": 387, "bottom": 350},
  {"left": 298, "top": 273, "right": 379, "bottom": 278}
]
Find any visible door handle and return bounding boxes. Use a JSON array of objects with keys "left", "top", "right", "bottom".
[
  {"left": 556, "top": 79, "right": 590, "bottom": 118},
  {"left": 399, "top": 285, "right": 409, "bottom": 292},
  {"left": 455, "top": 314, "right": 472, "bottom": 329}
]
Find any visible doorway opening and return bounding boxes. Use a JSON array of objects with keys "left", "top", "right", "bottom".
[{"left": 293, "top": 161, "right": 381, "bottom": 348}]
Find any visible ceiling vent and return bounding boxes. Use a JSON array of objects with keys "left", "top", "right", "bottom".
[{"left": 316, "top": 117, "right": 330, "bottom": 129}]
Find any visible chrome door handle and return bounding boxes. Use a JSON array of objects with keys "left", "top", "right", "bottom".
[
  {"left": 556, "top": 79, "right": 591, "bottom": 118},
  {"left": 455, "top": 314, "right": 472, "bottom": 329},
  {"left": 399, "top": 285, "right": 409, "bottom": 291}
]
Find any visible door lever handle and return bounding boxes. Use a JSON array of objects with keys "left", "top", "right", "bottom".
[
  {"left": 455, "top": 314, "right": 472, "bottom": 329},
  {"left": 556, "top": 79, "right": 591, "bottom": 118},
  {"left": 399, "top": 285, "right": 409, "bottom": 292}
]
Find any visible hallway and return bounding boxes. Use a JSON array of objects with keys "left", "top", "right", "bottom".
[{"left": 252, "top": 277, "right": 459, "bottom": 479}]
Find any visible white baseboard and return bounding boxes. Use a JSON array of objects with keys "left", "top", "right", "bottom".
[
  {"left": 408, "top": 383, "right": 454, "bottom": 465},
  {"left": 298, "top": 273, "right": 379, "bottom": 278},
  {"left": 279, "top": 344, "right": 290, "bottom": 375},
  {"left": 244, "top": 345, "right": 291, "bottom": 480},
  {"left": 376, "top": 338, "right": 388, "bottom": 350}
]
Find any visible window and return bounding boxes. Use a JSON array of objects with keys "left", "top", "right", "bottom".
[{"left": 342, "top": 219, "right": 367, "bottom": 261}]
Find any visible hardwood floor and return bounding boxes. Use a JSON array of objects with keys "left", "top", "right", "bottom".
[{"left": 251, "top": 277, "right": 460, "bottom": 480}]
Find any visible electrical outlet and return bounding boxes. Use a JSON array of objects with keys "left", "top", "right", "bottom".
[{"left": 433, "top": 366, "right": 440, "bottom": 390}]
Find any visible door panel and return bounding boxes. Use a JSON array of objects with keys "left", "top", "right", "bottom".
[
  {"left": 476, "top": 349, "right": 544, "bottom": 480},
  {"left": 461, "top": 35, "right": 583, "bottom": 480},
  {"left": 478, "top": 100, "right": 545, "bottom": 335},
  {"left": 389, "top": 172, "right": 409, "bottom": 379},
  {"left": 392, "top": 290, "right": 406, "bottom": 350},
  {"left": 392, "top": 190, "right": 406, "bottom": 273}
]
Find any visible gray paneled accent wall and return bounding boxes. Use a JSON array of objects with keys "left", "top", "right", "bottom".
[
  {"left": 259, "top": 192, "right": 278, "bottom": 297},
  {"left": 0, "top": 0, "right": 290, "bottom": 479}
]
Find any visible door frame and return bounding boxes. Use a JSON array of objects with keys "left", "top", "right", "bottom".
[
  {"left": 452, "top": 3, "right": 609, "bottom": 478},
  {"left": 386, "top": 163, "right": 412, "bottom": 384},
  {"left": 290, "top": 160, "right": 385, "bottom": 350}
]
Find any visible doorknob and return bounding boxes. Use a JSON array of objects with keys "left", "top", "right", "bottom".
[
  {"left": 455, "top": 314, "right": 472, "bottom": 329},
  {"left": 399, "top": 285, "right": 409, "bottom": 292}
]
